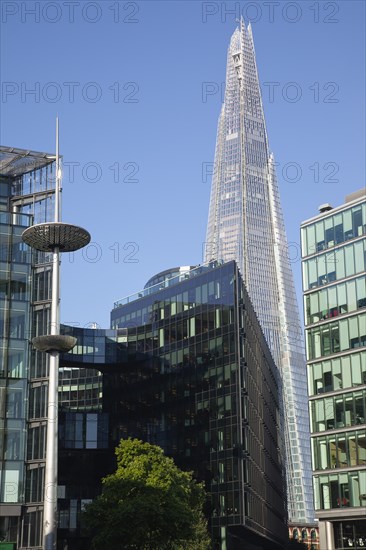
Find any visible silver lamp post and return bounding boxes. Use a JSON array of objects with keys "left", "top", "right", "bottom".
[{"left": 22, "top": 119, "right": 90, "bottom": 549}]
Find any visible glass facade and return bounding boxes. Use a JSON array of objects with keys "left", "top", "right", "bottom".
[
  {"left": 306, "top": 313, "right": 366, "bottom": 360},
  {"left": 304, "top": 276, "right": 366, "bottom": 325},
  {"left": 311, "top": 430, "right": 366, "bottom": 470},
  {"left": 309, "top": 391, "right": 365, "bottom": 433},
  {"left": 307, "top": 351, "right": 366, "bottom": 396},
  {"left": 58, "top": 261, "right": 288, "bottom": 550},
  {"left": 302, "top": 240, "right": 366, "bottom": 291},
  {"left": 57, "top": 326, "right": 129, "bottom": 549},
  {"left": 302, "top": 190, "right": 366, "bottom": 550},
  {"left": 0, "top": 146, "right": 56, "bottom": 548},
  {"left": 333, "top": 520, "right": 366, "bottom": 549},
  {"left": 301, "top": 203, "right": 366, "bottom": 257},
  {"left": 314, "top": 470, "right": 366, "bottom": 510},
  {"left": 0, "top": 210, "right": 31, "bottom": 508},
  {"left": 204, "top": 19, "right": 313, "bottom": 523}
]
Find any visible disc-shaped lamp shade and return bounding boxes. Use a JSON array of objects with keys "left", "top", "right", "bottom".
[
  {"left": 32, "top": 335, "right": 77, "bottom": 354},
  {"left": 22, "top": 222, "right": 90, "bottom": 252}
]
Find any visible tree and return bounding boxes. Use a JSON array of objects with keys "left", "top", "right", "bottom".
[{"left": 83, "top": 438, "right": 211, "bottom": 549}]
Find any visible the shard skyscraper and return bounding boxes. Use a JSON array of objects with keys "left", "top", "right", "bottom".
[{"left": 205, "top": 19, "right": 314, "bottom": 524}]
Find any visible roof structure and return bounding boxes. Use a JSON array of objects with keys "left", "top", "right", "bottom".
[{"left": 0, "top": 145, "right": 56, "bottom": 177}]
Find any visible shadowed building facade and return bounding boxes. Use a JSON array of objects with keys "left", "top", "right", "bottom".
[
  {"left": 0, "top": 146, "right": 287, "bottom": 549},
  {"left": 58, "top": 261, "right": 288, "bottom": 550}
]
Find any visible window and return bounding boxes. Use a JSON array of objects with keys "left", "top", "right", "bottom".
[{"left": 311, "top": 392, "right": 366, "bottom": 433}]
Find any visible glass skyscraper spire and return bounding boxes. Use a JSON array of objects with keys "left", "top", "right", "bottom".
[{"left": 205, "top": 19, "right": 314, "bottom": 523}]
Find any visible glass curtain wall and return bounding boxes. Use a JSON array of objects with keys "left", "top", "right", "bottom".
[
  {"left": 1, "top": 148, "right": 56, "bottom": 549},
  {"left": 302, "top": 192, "right": 366, "bottom": 549},
  {"left": 204, "top": 19, "right": 313, "bottom": 523}
]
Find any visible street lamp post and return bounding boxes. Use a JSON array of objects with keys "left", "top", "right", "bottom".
[{"left": 22, "top": 119, "right": 91, "bottom": 549}]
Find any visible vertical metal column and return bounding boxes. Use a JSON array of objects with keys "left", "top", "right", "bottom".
[
  {"left": 43, "top": 118, "right": 61, "bottom": 550},
  {"left": 22, "top": 119, "right": 91, "bottom": 549}
]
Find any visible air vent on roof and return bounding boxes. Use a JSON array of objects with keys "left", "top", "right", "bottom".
[{"left": 318, "top": 203, "right": 333, "bottom": 213}]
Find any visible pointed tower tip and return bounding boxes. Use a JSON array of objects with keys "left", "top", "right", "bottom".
[{"left": 235, "top": 15, "right": 245, "bottom": 31}]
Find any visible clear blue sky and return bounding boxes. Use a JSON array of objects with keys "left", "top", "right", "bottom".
[{"left": 1, "top": 0, "right": 365, "bottom": 328}]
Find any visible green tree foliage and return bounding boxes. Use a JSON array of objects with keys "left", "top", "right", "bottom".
[{"left": 83, "top": 438, "right": 211, "bottom": 549}]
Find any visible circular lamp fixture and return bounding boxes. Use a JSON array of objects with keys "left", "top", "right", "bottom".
[{"left": 22, "top": 222, "right": 91, "bottom": 252}]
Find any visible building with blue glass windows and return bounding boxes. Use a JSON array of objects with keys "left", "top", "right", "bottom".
[
  {"left": 0, "top": 146, "right": 57, "bottom": 548},
  {"left": 301, "top": 189, "right": 366, "bottom": 549},
  {"left": 57, "top": 261, "right": 288, "bottom": 550},
  {"left": 0, "top": 161, "right": 289, "bottom": 550}
]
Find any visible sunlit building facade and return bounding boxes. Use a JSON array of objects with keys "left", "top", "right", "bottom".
[
  {"left": 0, "top": 146, "right": 56, "bottom": 548},
  {"left": 205, "top": 19, "right": 313, "bottom": 523},
  {"left": 301, "top": 189, "right": 366, "bottom": 549}
]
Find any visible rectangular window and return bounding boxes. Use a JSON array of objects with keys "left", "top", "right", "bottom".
[
  {"left": 356, "top": 277, "right": 366, "bottom": 309},
  {"left": 308, "top": 259, "right": 317, "bottom": 288},
  {"left": 343, "top": 209, "right": 353, "bottom": 240},
  {"left": 347, "top": 281, "right": 357, "bottom": 312},
  {"left": 349, "top": 433, "right": 357, "bottom": 466},
  {"left": 321, "top": 326, "right": 331, "bottom": 356},
  {"left": 334, "top": 214, "right": 343, "bottom": 245},
  {"left": 333, "top": 358, "right": 342, "bottom": 391},
  {"left": 344, "top": 396, "right": 354, "bottom": 427},
  {"left": 349, "top": 316, "right": 359, "bottom": 348},
  {"left": 318, "top": 290, "right": 327, "bottom": 320},
  {"left": 345, "top": 245, "right": 355, "bottom": 277},
  {"left": 331, "top": 325, "right": 340, "bottom": 353},
  {"left": 324, "top": 218, "right": 334, "bottom": 248},
  {"left": 339, "top": 319, "right": 349, "bottom": 351},
  {"left": 2, "top": 467, "right": 20, "bottom": 502},
  {"left": 352, "top": 206, "right": 363, "bottom": 236},
  {"left": 338, "top": 283, "right": 347, "bottom": 314},
  {"left": 86, "top": 414, "right": 98, "bottom": 449},
  {"left": 315, "top": 221, "right": 325, "bottom": 251},
  {"left": 352, "top": 354, "right": 362, "bottom": 386},
  {"left": 335, "top": 248, "right": 345, "bottom": 280},
  {"left": 306, "top": 225, "right": 315, "bottom": 256},
  {"left": 358, "top": 433, "right": 366, "bottom": 465},
  {"left": 189, "top": 317, "right": 195, "bottom": 337},
  {"left": 308, "top": 363, "right": 315, "bottom": 395}
]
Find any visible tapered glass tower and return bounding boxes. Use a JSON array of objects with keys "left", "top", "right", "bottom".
[{"left": 205, "top": 19, "right": 314, "bottom": 523}]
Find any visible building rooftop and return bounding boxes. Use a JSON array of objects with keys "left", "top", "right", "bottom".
[
  {"left": 113, "top": 260, "right": 224, "bottom": 309},
  {"left": 301, "top": 188, "right": 365, "bottom": 226},
  {"left": 0, "top": 145, "right": 55, "bottom": 177}
]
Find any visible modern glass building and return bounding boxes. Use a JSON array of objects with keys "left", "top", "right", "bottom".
[
  {"left": 0, "top": 146, "right": 56, "bottom": 548},
  {"left": 58, "top": 261, "right": 288, "bottom": 550},
  {"left": 301, "top": 189, "right": 366, "bottom": 549},
  {"left": 205, "top": 18, "right": 313, "bottom": 523}
]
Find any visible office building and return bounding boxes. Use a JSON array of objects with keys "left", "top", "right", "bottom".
[
  {"left": 204, "top": 18, "right": 313, "bottom": 523},
  {"left": 301, "top": 189, "right": 366, "bottom": 549},
  {"left": 0, "top": 146, "right": 56, "bottom": 548},
  {"left": 58, "top": 261, "right": 288, "bottom": 550}
]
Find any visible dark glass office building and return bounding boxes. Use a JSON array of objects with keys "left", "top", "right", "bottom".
[
  {"left": 1, "top": 146, "right": 287, "bottom": 550},
  {"left": 59, "top": 261, "right": 287, "bottom": 550}
]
